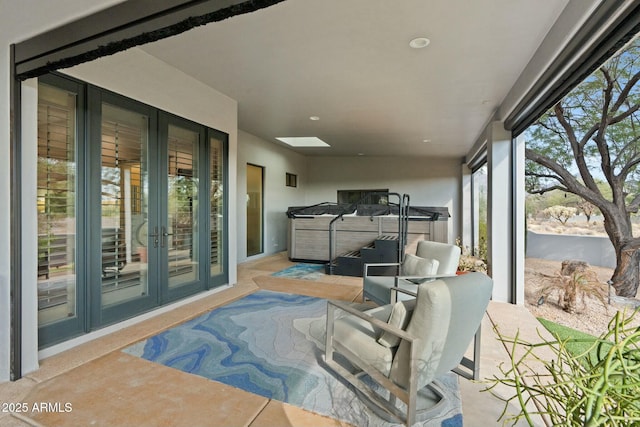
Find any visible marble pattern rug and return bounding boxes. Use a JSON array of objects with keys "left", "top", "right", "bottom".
[
  {"left": 271, "top": 263, "right": 325, "bottom": 280},
  {"left": 123, "top": 290, "right": 462, "bottom": 427}
]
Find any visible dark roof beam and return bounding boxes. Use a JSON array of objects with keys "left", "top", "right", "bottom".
[{"left": 13, "top": 0, "right": 286, "bottom": 80}]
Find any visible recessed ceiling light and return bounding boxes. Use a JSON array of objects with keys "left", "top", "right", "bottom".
[
  {"left": 276, "top": 137, "right": 330, "bottom": 147},
  {"left": 423, "top": 139, "right": 432, "bottom": 143},
  {"left": 409, "top": 37, "right": 430, "bottom": 49},
  {"left": 357, "top": 153, "right": 365, "bottom": 156},
  {"left": 309, "top": 116, "right": 320, "bottom": 121}
]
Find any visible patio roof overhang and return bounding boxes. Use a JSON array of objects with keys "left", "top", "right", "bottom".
[{"left": 12, "top": 0, "right": 285, "bottom": 81}]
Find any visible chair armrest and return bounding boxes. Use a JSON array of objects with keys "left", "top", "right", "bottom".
[
  {"left": 390, "top": 275, "right": 460, "bottom": 302},
  {"left": 327, "top": 300, "right": 415, "bottom": 343},
  {"left": 363, "top": 262, "right": 401, "bottom": 277},
  {"left": 395, "top": 275, "right": 432, "bottom": 284},
  {"left": 394, "top": 273, "right": 459, "bottom": 285},
  {"left": 390, "top": 287, "right": 417, "bottom": 299}
]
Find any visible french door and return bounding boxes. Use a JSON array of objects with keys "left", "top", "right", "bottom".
[
  {"left": 158, "top": 116, "right": 208, "bottom": 303},
  {"left": 37, "top": 75, "right": 227, "bottom": 346},
  {"left": 95, "top": 95, "right": 211, "bottom": 325},
  {"left": 95, "top": 97, "right": 157, "bottom": 325}
]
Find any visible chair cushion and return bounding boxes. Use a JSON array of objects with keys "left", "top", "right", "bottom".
[
  {"left": 389, "top": 273, "right": 493, "bottom": 390},
  {"left": 415, "top": 241, "right": 461, "bottom": 275},
  {"left": 333, "top": 305, "right": 395, "bottom": 375},
  {"left": 377, "top": 299, "right": 416, "bottom": 348},
  {"left": 401, "top": 254, "right": 439, "bottom": 276},
  {"left": 363, "top": 254, "right": 438, "bottom": 306},
  {"left": 389, "top": 279, "right": 452, "bottom": 389}
]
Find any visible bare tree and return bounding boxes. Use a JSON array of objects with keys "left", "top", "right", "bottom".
[
  {"left": 526, "top": 37, "right": 640, "bottom": 298},
  {"left": 542, "top": 205, "right": 577, "bottom": 225},
  {"left": 576, "top": 200, "right": 598, "bottom": 223}
]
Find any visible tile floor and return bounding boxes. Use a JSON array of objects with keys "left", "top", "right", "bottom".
[{"left": 0, "top": 253, "right": 545, "bottom": 426}]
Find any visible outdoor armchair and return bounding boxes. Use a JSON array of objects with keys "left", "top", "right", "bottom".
[
  {"left": 325, "top": 273, "right": 493, "bottom": 426},
  {"left": 363, "top": 240, "right": 461, "bottom": 306}
]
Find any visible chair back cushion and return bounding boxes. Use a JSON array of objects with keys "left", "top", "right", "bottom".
[
  {"left": 377, "top": 299, "right": 416, "bottom": 348},
  {"left": 401, "top": 253, "right": 439, "bottom": 276},
  {"left": 415, "top": 241, "right": 461, "bottom": 275},
  {"left": 389, "top": 272, "right": 493, "bottom": 389},
  {"left": 333, "top": 304, "right": 396, "bottom": 375}
]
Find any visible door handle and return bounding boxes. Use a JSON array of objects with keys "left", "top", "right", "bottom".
[
  {"left": 149, "top": 226, "right": 160, "bottom": 248},
  {"left": 161, "top": 226, "right": 174, "bottom": 248}
]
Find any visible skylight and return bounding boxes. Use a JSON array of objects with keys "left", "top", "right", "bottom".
[{"left": 276, "top": 137, "right": 330, "bottom": 147}]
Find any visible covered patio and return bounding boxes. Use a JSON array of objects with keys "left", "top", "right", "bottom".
[
  {"left": 2, "top": 1, "right": 640, "bottom": 425},
  {"left": 0, "top": 253, "right": 540, "bottom": 426}
]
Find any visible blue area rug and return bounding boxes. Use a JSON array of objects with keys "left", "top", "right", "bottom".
[
  {"left": 271, "top": 263, "right": 325, "bottom": 280},
  {"left": 123, "top": 290, "right": 463, "bottom": 426}
]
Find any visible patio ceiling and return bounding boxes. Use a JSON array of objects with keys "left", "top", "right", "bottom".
[{"left": 139, "top": 0, "right": 570, "bottom": 157}]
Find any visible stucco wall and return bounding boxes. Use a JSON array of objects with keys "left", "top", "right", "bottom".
[
  {"left": 233, "top": 139, "right": 464, "bottom": 261},
  {"left": 526, "top": 231, "right": 615, "bottom": 268},
  {"left": 236, "top": 130, "right": 308, "bottom": 262},
  {"left": 305, "top": 156, "right": 462, "bottom": 244}
]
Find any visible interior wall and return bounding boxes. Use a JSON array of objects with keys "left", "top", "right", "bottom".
[
  {"left": 236, "top": 130, "right": 307, "bottom": 263},
  {"left": 305, "top": 156, "right": 462, "bottom": 244},
  {"left": 0, "top": 0, "right": 125, "bottom": 383}
]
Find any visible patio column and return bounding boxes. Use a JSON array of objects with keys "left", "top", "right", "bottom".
[
  {"left": 513, "top": 133, "right": 526, "bottom": 305},
  {"left": 460, "top": 163, "right": 472, "bottom": 249},
  {"left": 487, "top": 121, "right": 516, "bottom": 303}
]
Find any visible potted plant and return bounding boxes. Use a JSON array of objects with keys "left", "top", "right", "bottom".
[{"left": 456, "top": 237, "right": 488, "bottom": 273}]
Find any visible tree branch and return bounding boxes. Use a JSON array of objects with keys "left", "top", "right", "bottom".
[
  {"left": 525, "top": 172, "right": 565, "bottom": 181},
  {"left": 536, "top": 118, "right": 568, "bottom": 141},
  {"left": 618, "top": 154, "right": 640, "bottom": 180},
  {"left": 554, "top": 103, "right": 601, "bottom": 193},
  {"left": 595, "top": 68, "right": 615, "bottom": 183},
  {"left": 608, "top": 102, "right": 640, "bottom": 126},
  {"left": 621, "top": 236, "right": 640, "bottom": 251},
  {"left": 525, "top": 148, "right": 611, "bottom": 209},
  {"left": 611, "top": 68, "right": 640, "bottom": 112},
  {"left": 627, "top": 193, "right": 640, "bottom": 213},
  {"left": 526, "top": 184, "right": 569, "bottom": 195}
]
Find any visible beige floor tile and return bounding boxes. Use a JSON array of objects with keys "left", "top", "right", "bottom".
[
  {"left": 0, "top": 376, "right": 39, "bottom": 427},
  {"left": 0, "top": 377, "right": 37, "bottom": 407},
  {"left": 244, "top": 252, "right": 295, "bottom": 273},
  {"left": 23, "top": 352, "right": 268, "bottom": 427},
  {"left": 0, "top": 414, "right": 35, "bottom": 426},
  {"left": 459, "top": 379, "right": 535, "bottom": 427},
  {"left": 250, "top": 401, "right": 351, "bottom": 427},
  {"left": 319, "top": 274, "right": 363, "bottom": 287},
  {"left": 253, "top": 275, "right": 361, "bottom": 302}
]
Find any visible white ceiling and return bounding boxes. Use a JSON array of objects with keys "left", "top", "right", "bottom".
[{"left": 140, "top": 0, "right": 570, "bottom": 158}]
